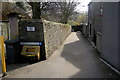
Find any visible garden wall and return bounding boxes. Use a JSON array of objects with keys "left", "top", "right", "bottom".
[{"left": 43, "top": 20, "right": 71, "bottom": 58}]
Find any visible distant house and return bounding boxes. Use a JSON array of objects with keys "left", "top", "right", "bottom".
[
  {"left": 0, "top": 2, "right": 30, "bottom": 40},
  {"left": 86, "top": 1, "right": 120, "bottom": 72}
]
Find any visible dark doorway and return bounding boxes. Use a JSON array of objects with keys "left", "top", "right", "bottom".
[{"left": 93, "top": 31, "right": 96, "bottom": 46}]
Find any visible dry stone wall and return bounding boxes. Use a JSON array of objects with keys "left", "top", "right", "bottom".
[{"left": 43, "top": 20, "right": 71, "bottom": 58}]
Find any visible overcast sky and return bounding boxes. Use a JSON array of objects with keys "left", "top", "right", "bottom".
[{"left": 76, "top": 0, "right": 91, "bottom": 12}]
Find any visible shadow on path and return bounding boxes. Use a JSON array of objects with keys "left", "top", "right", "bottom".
[
  {"left": 7, "top": 63, "right": 29, "bottom": 72},
  {"left": 61, "top": 32, "right": 120, "bottom": 78},
  {"left": 6, "top": 59, "right": 38, "bottom": 72}
]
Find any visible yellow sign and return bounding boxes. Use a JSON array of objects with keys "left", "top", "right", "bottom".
[
  {"left": 0, "top": 36, "right": 6, "bottom": 74},
  {"left": 26, "top": 48, "right": 36, "bottom": 52},
  {"left": 21, "top": 46, "right": 40, "bottom": 60}
]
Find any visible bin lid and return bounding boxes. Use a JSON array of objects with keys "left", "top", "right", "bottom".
[{"left": 5, "top": 39, "right": 20, "bottom": 44}]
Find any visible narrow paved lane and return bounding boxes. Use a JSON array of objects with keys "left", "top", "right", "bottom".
[{"left": 5, "top": 32, "right": 119, "bottom": 78}]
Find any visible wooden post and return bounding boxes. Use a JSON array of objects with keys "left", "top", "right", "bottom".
[{"left": 0, "top": 36, "right": 6, "bottom": 75}]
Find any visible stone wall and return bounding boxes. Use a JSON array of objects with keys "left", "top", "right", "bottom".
[{"left": 43, "top": 20, "right": 71, "bottom": 58}]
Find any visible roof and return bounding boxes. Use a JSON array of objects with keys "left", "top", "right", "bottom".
[{"left": 0, "top": 2, "right": 31, "bottom": 21}]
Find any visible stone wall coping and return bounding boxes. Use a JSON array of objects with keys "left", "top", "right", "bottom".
[{"left": 43, "top": 20, "right": 70, "bottom": 26}]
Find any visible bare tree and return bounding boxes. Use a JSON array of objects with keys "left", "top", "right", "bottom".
[
  {"left": 41, "top": 1, "right": 80, "bottom": 24},
  {"left": 68, "top": 12, "right": 88, "bottom": 25},
  {"left": 28, "top": 2, "right": 52, "bottom": 19},
  {"left": 16, "top": 0, "right": 80, "bottom": 23},
  {"left": 16, "top": 2, "right": 51, "bottom": 19},
  {"left": 55, "top": 1, "right": 80, "bottom": 24},
  {"left": 41, "top": 2, "right": 61, "bottom": 22}
]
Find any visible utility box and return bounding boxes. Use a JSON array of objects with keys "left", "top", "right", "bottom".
[
  {"left": 5, "top": 40, "right": 21, "bottom": 64},
  {"left": 19, "top": 19, "right": 44, "bottom": 42},
  {"left": 19, "top": 19, "right": 46, "bottom": 60}
]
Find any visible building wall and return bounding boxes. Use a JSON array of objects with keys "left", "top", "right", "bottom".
[
  {"left": 88, "top": 1, "right": 120, "bottom": 71},
  {"left": 118, "top": 2, "right": 120, "bottom": 71},
  {"left": 43, "top": 20, "right": 71, "bottom": 58},
  {"left": 88, "top": 2, "right": 102, "bottom": 52},
  {"left": 101, "top": 2, "right": 119, "bottom": 70},
  {"left": 88, "top": 2, "right": 94, "bottom": 41}
]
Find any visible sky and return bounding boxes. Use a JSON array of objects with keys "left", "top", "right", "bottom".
[{"left": 76, "top": 0, "right": 92, "bottom": 12}]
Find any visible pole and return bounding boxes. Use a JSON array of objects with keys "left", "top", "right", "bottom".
[{"left": 0, "top": 36, "right": 6, "bottom": 76}]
